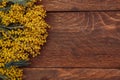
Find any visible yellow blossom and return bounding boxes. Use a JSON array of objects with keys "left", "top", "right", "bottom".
[{"left": 0, "top": 0, "right": 49, "bottom": 79}]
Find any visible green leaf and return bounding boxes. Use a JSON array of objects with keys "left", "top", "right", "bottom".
[
  {"left": 0, "top": 0, "right": 32, "bottom": 11},
  {"left": 0, "top": 25, "right": 9, "bottom": 31},
  {"left": 0, "top": 0, "right": 2, "bottom": 2},
  {"left": 8, "top": 26, "right": 24, "bottom": 30},
  {"left": 0, "top": 74, "right": 8, "bottom": 80},
  {"left": 0, "top": 7, "right": 10, "bottom": 11},
  {"left": 7, "top": 0, "right": 31, "bottom": 6},
  {"left": 5, "top": 60, "right": 30, "bottom": 68},
  {"left": 0, "top": 24, "right": 24, "bottom": 30},
  {"left": 0, "top": 1, "right": 13, "bottom": 12},
  {"left": 8, "top": 23, "right": 24, "bottom": 30},
  {"left": 0, "top": 24, "right": 24, "bottom": 39}
]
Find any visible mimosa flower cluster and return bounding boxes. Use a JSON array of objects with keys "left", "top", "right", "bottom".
[{"left": 0, "top": 0, "right": 49, "bottom": 79}]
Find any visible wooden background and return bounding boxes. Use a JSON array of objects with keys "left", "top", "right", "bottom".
[{"left": 24, "top": 0, "right": 120, "bottom": 80}]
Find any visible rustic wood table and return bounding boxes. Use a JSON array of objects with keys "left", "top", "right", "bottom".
[{"left": 23, "top": 0, "right": 120, "bottom": 80}]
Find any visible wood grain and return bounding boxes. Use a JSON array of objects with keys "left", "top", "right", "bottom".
[
  {"left": 23, "top": 2, "right": 120, "bottom": 80},
  {"left": 41, "top": 0, "right": 120, "bottom": 11},
  {"left": 29, "top": 12, "right": 120, "bottom": 68},
  {"left": 24, "top": 68, "right": 120, "bottom": 80}
]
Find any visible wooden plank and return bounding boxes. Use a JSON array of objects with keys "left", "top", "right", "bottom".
[
  {"left": 30, "top": 12, "right": 120, "bottom": 68},
  {"left": 24, "top": 68, "right": 120, "bottom": 80},
  {"left": 41, "top": 0, "right": 120, "bottom": 11}
]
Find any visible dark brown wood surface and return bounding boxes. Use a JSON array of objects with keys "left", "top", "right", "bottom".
[
  {"left": 42, "top": 0, "right": 120, "bottom": 11},
  {"left": 24, "top": 68, "right": 120, "bottom": 80},
  {"left": 24, "top": 0, "right": 120, "bottom": 80},
  {"left": 30, "top": 12, "right": 120, "bottom": 68}
]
